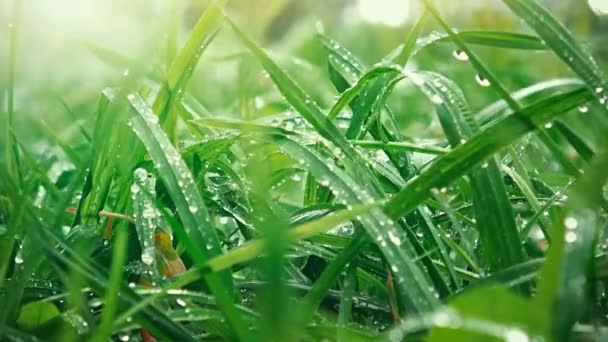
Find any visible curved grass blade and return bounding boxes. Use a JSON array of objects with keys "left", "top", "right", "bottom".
[
  {"left": 413, "top": 30, "right": 547, "bottom": 56},
  {"left": 270, "top": 136, "right": 440, "bottom": 312},
  {"left": 409, "top": 70, "right": 526, "bottom": 273},
  {"left": 323, "top": 40, "right": 414, "bottom": 179},
  {"left": 327, "top": 66, "right": 400, "bottom": 120},
  {"left": 225, "top": 16, "right": 379, "bottom": 188},
  {"left": 202, "top": 117, "right": 452, "bottom": 302},
  {"left": 500, "top": 0, "right": 608, "bottom": 107},
  {"left": 126, "top": 93, "right": 249, "bottom": 340},
  {"left": 420, "top": 0, "right": 582, "bottom": 177},
  {"left": 383, "top": 87, "right": 592, "bottom": 220},
  {"left": 477, "top": 78, "right": 583, "bottom": 124},
  {"left": 350, "top": 140, "right": 448, "bottom": 155}
]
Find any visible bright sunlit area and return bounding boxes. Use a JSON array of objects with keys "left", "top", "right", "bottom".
[
  {"left": 355, "top": 0, "right": 412, "bottom": 27},
  {"left": 1, "top": 0, "right": 607, "bottom": 341}
]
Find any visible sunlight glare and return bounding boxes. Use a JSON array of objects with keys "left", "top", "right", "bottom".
[{"left": 356, "top": 0, "right": 411, "bottom": 27}]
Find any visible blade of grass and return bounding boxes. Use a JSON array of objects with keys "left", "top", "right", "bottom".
[
  {"left": 384, "top": 87, "right": 591, "bottom": 220},
  {"left": 3, "top": 0, "right": 22, "bottom": 192},
  {"left": 93, "top": 225, "right": 128, "bottom": 342},
  {"left": 409, "top": 70, "right": 526, "bottom": 273},
  {"left": 153, "top": 0, "right": 226, "bottom": 141},
  {"left": 535, "top": 153, "right": 608, "bottom": 339},
  {"left": 127, "top": 93, "right": 249, "bottom": 341},
  {"left": 499, "top": 0, "right": 608, "bottom": 108},
  {"left": 413, "top": 30, "right": 547, "bottom": 56},
  {"left": 421, "top": 0, "right": 581, "bottom": 178}
]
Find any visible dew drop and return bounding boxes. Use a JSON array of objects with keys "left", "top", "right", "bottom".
[
  {"left": 475, "top": 74, "right": 491, "bottom": 87},
  {"left": 388, "top": 231, "right": 402, "bottom": 246},
  {"left": 14, "top": 252, "right": 24, "bottom": 264},
  {"left": 504, "top": 328, "right": 529, "bottom": 342},
  {"left": 141, "top": 247, "right": 155, "bottom": 265},
  {"left": 189, "top": 205, "right": 198, "bottom": 213},
  {"left": 431, "top": 94, "right": 443, "bottom": 104},
  {"left": 142, "top": 207, "right": 156, "bottom": 219},
  {"left": 130, "top": 183, "right": 141, "bottom": 194},
  {"left": 565, "top": 231, "right": 577, "bottom": 243},
  {"left": 452, "top": 49, "right": 469, "bottom": 61},
  {"left": 564, "top": 217, "right": 578, "bottom": 230},
  {"left": 134, "top": 168, "right": 147, "bottom": 179},
  {"left": 544, "top": 122, "right": 553, "bottom": 129},
  {"left": 578, "top": 105, "right": 588, "bottom": 113}
]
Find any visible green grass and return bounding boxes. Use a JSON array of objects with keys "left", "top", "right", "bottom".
[{"left": 1, "top": 0, "right": 608, "bottom": 341}]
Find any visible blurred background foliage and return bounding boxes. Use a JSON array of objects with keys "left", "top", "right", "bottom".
[{"left": 1, "top": 0, "right": 606, "bottom": 146}]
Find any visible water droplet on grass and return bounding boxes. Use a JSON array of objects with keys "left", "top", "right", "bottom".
[
  {"left": 452, "top": 49, "right": 469, "bottom": 61},
  {"left": 475, "top": 74, "right": 491, "bottom": 87},
  {"left": 134, "top": 168, "right": 147, "bottom": 179},
  {"left": 431, "top": 95, "right": 443, "bottom": 104},
  {"left": 564, "top": 217, "right": 578, "bottom": 229},
  {"left": 130, "top": 183, "right": 141, "bottom": 194},
  {"left": 141, "top": 247, "right": 155, "bottom": 265},
  {"left": 504, "top": 328, "right": 529, "bottom": 342},
  {"left": 565, "top": 231, "right": 577, "bottom": 243},
  {"left": 388, "top": 231, "right": 402, "bottom": 246}
]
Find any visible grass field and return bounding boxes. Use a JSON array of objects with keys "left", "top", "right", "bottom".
[{"left": 1, "top": 0, "right": 608, "bottom": 341}]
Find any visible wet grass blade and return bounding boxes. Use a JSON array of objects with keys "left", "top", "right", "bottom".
[
  {"left": 413, "top": 30, "right": 547, "bottom": 56},
  {"left": 501, "top": 165, "right": 552, "bottom": 240},
  {"left": 535, "top": 154, "right": 608, "bottom": 339},
  {"left": 384, "top": 87, "right": 591, "bottom": 220},
  {"left": 500, "top": 0, "right": 608, "bottom": 107},
  {"left": 394, "top": 11, "right": 429, "bottom": 66},
  {"left": 127, "top": 93, "right": 249, "bottom": 340}
]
